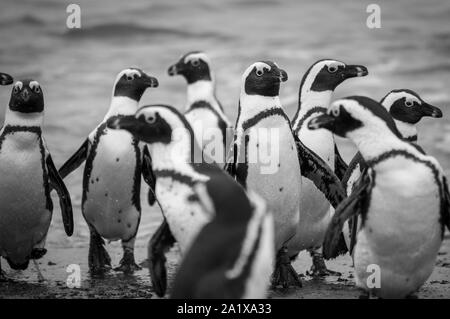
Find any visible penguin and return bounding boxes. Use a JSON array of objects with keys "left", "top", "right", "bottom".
[
  {"left": 106, "top": 104, "right": 273, "bottom": 298},
  {"left": 341, "top": 90, "right": 443, "bottom": 251},
  {"left": 308, "top": 96, "right": 450, "bottom": 298},
  {"left": 171, "top": 176, "right": 274, "bottom": 298},
  {"left": 168, "top": 51, "right": 232, "bottom": 165},
  {"left": 0, "top": 80, "right": 73, "bottom": 281},
  {"left": 289, "top": 59, "right": 368, "bottom": 276},
  {"left": 58, "top": 68, "right": 158, "bottom": 274},
  {"left": 225, "top": 61, "right": 346, "bottom": 287},
  {"left": 0, "top": 72, "right": 13, "bottom": 86}
]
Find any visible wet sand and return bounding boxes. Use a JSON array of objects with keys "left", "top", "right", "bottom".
[{"left": 1, "top": 234, "right": 449, "bottom": 299}]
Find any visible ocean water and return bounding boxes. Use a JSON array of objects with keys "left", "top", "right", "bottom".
[{"left": 0, "top": 0, "right": 449, "bottom": 248}]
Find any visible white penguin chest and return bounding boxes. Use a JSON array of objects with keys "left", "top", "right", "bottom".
[
  {"left": 85, "top": 129, "right": 139, "bottom": 208},
  {"left": 156, "top": 178, "right": 211, "bottom": 253},
  {"left": 0, "top": 133, "right": 47, "bottom": 208},
  {"left": 185, "top": 109, "right": 223, "bottom": 154}
]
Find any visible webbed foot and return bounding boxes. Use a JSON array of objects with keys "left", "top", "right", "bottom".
[{"left": 271, "top": 246, "right": 302, "bottom": 289}]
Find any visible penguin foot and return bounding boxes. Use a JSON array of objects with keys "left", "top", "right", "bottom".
[
  {"left": 271, "top": 246, "right": 302, "bottom": 289},
  {"left": 88, "top": 228, "right": 112, "bottom": 275},
  {"left": 307, "top": 250, "right": 341, "bottom": 277},
  {"left": 32, "top": 260, "right": 45, "bottom": 283},
  {"left": 114, "top": 250, "right": 141, "bottom": 274}
]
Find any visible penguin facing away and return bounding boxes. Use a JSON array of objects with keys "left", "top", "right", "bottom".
[
  {"left": 289, "top": 59, "right": 368, "bottom": 276},
  {"left": 309, "top": 96, "right": 450, "bottom": 298},
  {"left": 0, "top": 80, "right": 73, "bottom": 281},
  {"left": 225, "top": 61, "right": 346, "bottom": 287},
  {"left": 58, "top": 68, "right": 158, "bottom": 274},
  {"left": 341, "top": 90, "right": 443, "bottom": 251},
  {"left": 0, "top": 72, "right": 13, "bottom": 86},
  {"left": 106, "top": 104, "right": 261, "bottom": 297},
  {"left": 168, "top": 51, "right": 232, "bottom": 165},
  {"left": 171, "top": 178, "right": 274, "bottom": 298}
]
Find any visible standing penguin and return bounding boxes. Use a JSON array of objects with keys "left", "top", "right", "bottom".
[
  {"left": 288, "top": 60, "right": 367, "bottom": 276},
  {"left": 309, "top": 96, "right": 450, "bottom": 298},
  {"left": 107, "top": 104, "right": 274, "bottom": 298},
  {"left": 0, "top": 80, "right": 73, "bottom": 281},
  {"left": 0, "top": 72, "right": 13, "bottom": 86},
  {"left": 58, "top": 68, "right": 158, "bottom": 274},
  {"left": 225, "top": 61, "right": 346, "bottom": 287},
  {"left": 168, "top": 51, "right": 231, "bottom": 164},
  {"left": 341, "top": 89, "right": 443, "bottom": 250}
]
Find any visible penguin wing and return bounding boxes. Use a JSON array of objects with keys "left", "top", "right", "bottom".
[
  {"left": 148, "top": 219, "right": 176, "bottom": 297},
  {"left": 0, "top": 72, "right": 13, "bottom": 85},
  {"left": 58, "top": 139, "right": 89, "bottom": 179},
  {"left": 323, "top": 169, "right": 373, "bottom": 259},
  {"left": 142, "top": 145, "right": 156, "bottom": 206},
  {"left": 334, "top": 143, "right": 348, "bottom": 180},
  {"left": 294, "top": 136, "right": 346, "bottom": 209},
  {"left": 46, "top": 152, "right": 74, "bottom": 236}
]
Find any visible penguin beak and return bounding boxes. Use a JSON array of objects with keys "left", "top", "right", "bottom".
[
  {"left": 343, "top": 65, "right": 368, "bottom": 79},
  {"left": 106, "top": 115, "right": 145, "bottom": 135},
  {"left": 0, "top": 72, "right": 13, "bottom": 86},
  {"left": 278, "top": 69, "right": 288, "bottom": 82},
  {"left": 421, "top": 103, "right": 443, "bottom": 118},
  {"left": 142, "top": 74, "right": 159, "bottom": 88},
  {"left": 21, "top": 88, "right": 30, "bottom": 102},
  {"left": 168, "top": 62, "right": 183, "bottom": 76},
  {"left": 308, "top": 114, "right": 336, "bottom": 131}
]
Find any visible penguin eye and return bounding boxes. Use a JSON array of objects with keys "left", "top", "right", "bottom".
[
  {"left": 147, "top": 115, "right": 156, "bottom": 124},
  {"left": 33, "top": 86, "right": 41, "bottom": 94},
  {"left": 328, "top": 65, "right": 338, "bottom": 73},
  {"left": 13, "top": 86, "right": 20, "bottom": 94},
  {"left": 331, "top": 108, "right": 340, "bottom": 117},
  {"left": 255, "top": 69, "right": 264, "bottom": 77},
  {"left": 405, "top": 100, "right": 414, "bottom": 107},
  {"left": 191, "top": 59, "right": 200, "bottom": 67},
  {"left": 126, "top": 74, "right": 136, "bottom": 81}
]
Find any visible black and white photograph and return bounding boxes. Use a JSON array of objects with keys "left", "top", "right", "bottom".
[{"left": 0, "top": 0, "right": 449, "bottom": 302}]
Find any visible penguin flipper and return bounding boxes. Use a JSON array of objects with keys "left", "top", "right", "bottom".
[
  {"left": 224, "top": 142, "right": 237, "bottom": 178},
  {"left": 0, "top": 72, "right": 13, "bottom": 85},
  {"left": 46, "top": 153, "right": 74, "bottom": 236},
  {"left": 295, "top": 136, "right": 346, "bottom": 208},
  {"left": 334, "top": 143, "right": 348, "bottom": 180},
  {"left": 58, "top": 139, "right": 89, "bottom": 179},
  {"left": 148, "top": 219, "right": 176, "bottom": 297},
  {"left": 442, "top": 176, "right": 450, "bottom": 233},
  {"left": 323, "top": 170, "right": 372, "bottom": 259},
  {"left": 142, "top": 145, "right": 157, "bottom": 206}
]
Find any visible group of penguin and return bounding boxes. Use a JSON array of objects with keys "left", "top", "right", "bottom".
[{"left": 0, "top": 51, "right": 449, "bottom": 300}]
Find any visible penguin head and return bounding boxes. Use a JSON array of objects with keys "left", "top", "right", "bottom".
[
  {"left": 381, "top": 89, "right": 443, "bottom": 124},
  {"left": 300, "top": 59, "right": 368, "bottom": 94},
  {"left": 167, "top": 51, "right": 212, "bottom": 84},
  {"left": 242, "top": 61, "right": 288, "bottom": 97},
  {"left": 106, "top": 104, "right": 194, "bottom": 146},
  {"left": 113, "top": 68, "right": 159, "bottom": 102},
  {"left": 9, "top": 80, "right": 44, "bottom": 114},
  {"left": 308, "top": 96, "right": 402, "bottom": 140},
  {"left": 0, "top": 72, "right": 13, "bottom": 86}
]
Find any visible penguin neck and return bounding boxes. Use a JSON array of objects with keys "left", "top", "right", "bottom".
[
  {"left": 186, "top": 80, "right": 221, "bottom": 111},
  {"left": 148, "top": 129, "right": 205, "bottom": 179},
  {"left": 350, "top": 126, "right": 413, "bottom": 162},
  {"left": 395, "top": 120, "right": 418, "bottom": 142},
  {"left": 293, "top": 89, "right": 332, "bottom": 130},
  {"left": 3, "top": 109, "right": 43, "bottom": 128},
  {"left": 105, "top": 96, "right": 139, "bottom": 119},
  {"left": 237, "top": 93, "right": 282, "bottom": 126}
]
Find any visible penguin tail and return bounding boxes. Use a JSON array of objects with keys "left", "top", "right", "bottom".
[{"left": 31, "top": 248, "right": 48, "bottom": 260}]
